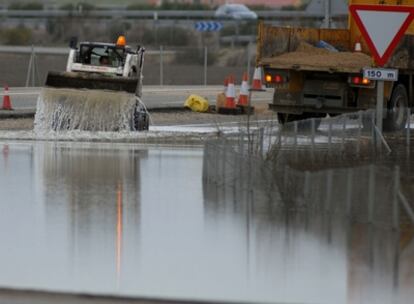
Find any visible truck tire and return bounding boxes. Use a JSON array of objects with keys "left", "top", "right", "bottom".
[{"left": 384, "top": 84, "right": 408, "bottom": 131}]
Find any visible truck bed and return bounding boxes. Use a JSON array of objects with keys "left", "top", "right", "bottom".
[
  {"left": 257, "top": 23, "right": 414, "bottom": 72},
  {"left": 260, "top": 42, "right": 372, "bottom": 73}
]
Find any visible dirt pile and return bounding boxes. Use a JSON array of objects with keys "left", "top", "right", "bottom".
[
  {"left": 261, "top": 41, "right": 373, "bottom": 72},
  {"left": 296, "top": 41, "right": 331, "bottom": 54}
]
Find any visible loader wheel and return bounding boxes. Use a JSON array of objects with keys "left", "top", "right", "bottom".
[
  {"left": 133, "top": 108, "right": 149, "bottom": 131},
  {"left": 384, "top": 84, "right": 408, "bottom": 131}
]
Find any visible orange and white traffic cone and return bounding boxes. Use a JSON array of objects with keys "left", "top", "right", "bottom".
[
  {"left": 250, "top": 67, "right": 265, "bottom": 91},
  {"left": 354, "top": 36, "right": 362, "bottom": 52},
  {"left": 2, "top": 85, "right": 13, "bottom": 110},
  {"left": 225, "top": 75, "right": 236, "bottom": 109},
  {"left": 237, "top": 72, "right": 250, "bottom": 106},
  {"left": 223, "top": 76, "right": 228, "bottom": 93}
]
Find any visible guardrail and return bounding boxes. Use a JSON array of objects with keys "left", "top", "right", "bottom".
[
  {"left": 0, "top": 46, "right": 176, "bottom": 56},
  {"left": 0, "top": 87, "right": 41, "bottom": 96},
  {"left": 0, "top": 9, "right": 347, "bottom": 20},
  {"left": 0, "top": 86, "right": 227, "bottom": 96}
]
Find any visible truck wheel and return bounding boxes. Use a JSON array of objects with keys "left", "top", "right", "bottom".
[{"left": 384, "top": 84, "right": 408, "bottom": 131}]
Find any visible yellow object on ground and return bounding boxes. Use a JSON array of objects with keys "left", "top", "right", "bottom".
[{"left": 184, "top": 94, "right": 209, "bottom": 112}]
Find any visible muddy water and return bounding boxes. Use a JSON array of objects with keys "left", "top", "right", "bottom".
[{"left": 0, "top": 141, "right": 412, "bottom": 304}]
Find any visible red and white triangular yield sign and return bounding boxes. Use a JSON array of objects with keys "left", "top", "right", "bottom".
[{"left": 350, "top": 5, "right": 414, "bottom": 66}]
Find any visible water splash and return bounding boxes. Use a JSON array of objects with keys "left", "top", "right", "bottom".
[{"left": 34, "top": 88, "right": 137, "bottom": 132}]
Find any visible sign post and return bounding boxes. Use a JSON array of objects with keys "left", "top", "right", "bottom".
[
  {"left": 376, "top": 81, "right": 384, "bottom": 137},
  {"left": 350, "top": 4, "right": 414, "bottom": 138},
  {"left": 363, "top": 67, "right": 399, "bottom": 139}
]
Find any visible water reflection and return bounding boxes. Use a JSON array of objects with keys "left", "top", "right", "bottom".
[
  {"left": 116, "top": 181, "right": 123, "bottom": 286},
  {"left": 0, "top": 141, "right": 412, "bottom": 304},
  {"left": 39, "top": 142, "right": 144, "bottom": 292},
  {"left": 203, "top": 183, "right": 414, "bottom": 304}
]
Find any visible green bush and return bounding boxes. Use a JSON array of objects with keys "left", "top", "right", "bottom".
[
  {"left": 128, "top": 2, "right": 211, "bottom": 10},
  {"left": 127, "top": 3, "right": 156, "bottom": 10},
  {"left": 280, "top": 2, "right": 308, "bottom": 11},
  {"left": 8, "top": 2, "right": 43, "bottom": 10},
  {"left": 246, "top": 5, "right": 271, "bottom": 11},
  {"left": 159, "top": 2, "right": 210, "bottom": 10},
  {"left": 0, "top": 27, "right": 32, "bottom": 45},
  {"left": 59, "top": 2, "right": 95, "bottom": 11}
]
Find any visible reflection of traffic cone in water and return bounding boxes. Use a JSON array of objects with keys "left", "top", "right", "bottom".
[
  {"left": 354, "top": 36, "right": 362, "bottom": 52},
  {"left": 2, "top": 145, "right": 9, "bottom": 157},
  {"left": 250, "top": 67, "right": 265, "bottom": 91},
  {"left": 225, "top": 75, "right": 236, "bottom": 109},
  {"left": 2, "top": 85, "right": 12, "bottom": 110},
  {"left": 2, "top": 144, "right": 9, "bottom": 167},
  {"left": 237, "top": 72, "right": 249, "bottom": 106}
]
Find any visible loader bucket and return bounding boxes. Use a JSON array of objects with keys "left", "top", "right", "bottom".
[
  {"left": 45, "top": 71, "right": 139, "bottom": 94},
  {"left": 34, "top": 87, "right": 140, "bottom": 132}
]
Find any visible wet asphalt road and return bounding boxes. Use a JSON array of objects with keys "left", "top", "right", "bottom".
[{"left": 0, "top": 86, "right": 273, "bottom": 110}]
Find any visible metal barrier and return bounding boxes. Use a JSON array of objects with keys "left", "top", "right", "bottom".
[
  {"left": 0, "top": 45, "right": 255, "bottom": 87},
  {"left": 0, "top": 9, "right": 346, "bottom": 20}
]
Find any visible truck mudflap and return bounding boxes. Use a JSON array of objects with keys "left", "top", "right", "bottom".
[
  {"left": 268, "top": 103, "right": 366, "bottom": 115},
  {"left": 45, "top": 71, "right": 139, "bottom": 94}
]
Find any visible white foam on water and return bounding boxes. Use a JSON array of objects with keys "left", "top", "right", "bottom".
[
  {"left": 0, "top": 127, "right": 221, "bottom": 144},
  {"left": 150, "top": 125, "right": 241, "bottom": 134},
  {"left": 0, "top": 130, "right": 195, "bottom": 142},
  {"left": 34, "top": 88, "right": 137, "bottom": 132},
  {"left": 0, "top": 124, "right": 260, "bottom": 143}
]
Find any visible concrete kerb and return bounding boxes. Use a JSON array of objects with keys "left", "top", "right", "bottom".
[
  {"left": 0, "top": 286, "right": 265, "bottom": 304},
  {"left": 0, "top": 106, "right": 190, "bottom": 119},
  {"left": 0, "top": 109, "right": 36, "bottom": 118}
]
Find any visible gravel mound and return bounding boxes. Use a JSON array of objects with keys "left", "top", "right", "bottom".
[{"left": 261, "top": 42, "right": 372, "bottom": 72}]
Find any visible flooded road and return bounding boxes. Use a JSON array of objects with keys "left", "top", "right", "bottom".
[{"left": 0, "top": 141, "right": 412, "bottom": 304}]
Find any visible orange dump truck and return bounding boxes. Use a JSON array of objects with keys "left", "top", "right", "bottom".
[{"left": 257, "top": 0, "right": 414, "bottom": 130}]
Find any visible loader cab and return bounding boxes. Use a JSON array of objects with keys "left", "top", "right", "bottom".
[{"left": 77, "top": 42, "right": 128, "bottom": 68}]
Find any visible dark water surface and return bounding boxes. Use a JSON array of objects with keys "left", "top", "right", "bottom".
[{"left": 0, "top": 141, "right": 412, "bottom": 304}]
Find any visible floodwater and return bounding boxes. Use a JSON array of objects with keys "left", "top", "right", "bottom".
[{"left": 0, "top": 141, "right": 413, "bottom": 304}]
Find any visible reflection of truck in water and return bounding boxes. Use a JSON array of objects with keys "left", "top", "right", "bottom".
[{"left": 257, "top": 0, "right": 414, "bottom": 130}]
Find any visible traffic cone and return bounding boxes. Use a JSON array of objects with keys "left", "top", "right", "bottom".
[
  {"left": 2, "top": 85, "right": 12, "bottom": 110},
  {"left": 250, "top": 67, "right": 265, "bottom": 91},
  {"left": 225, "top": 75, "right": 236, "bottom": 109},
  {"left": 223, "top": 76, "right": 228, "bottom": 93},
  {"left": 237, "top": 72, "right": 249, "bottom": 106},
  {"left": 354, "top": 36, "right": 362, "bottom": 52}
]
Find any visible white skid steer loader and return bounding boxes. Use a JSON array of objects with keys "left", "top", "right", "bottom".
[{"left": 41, "top": 36, "right": 149, "bottom": 131}]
